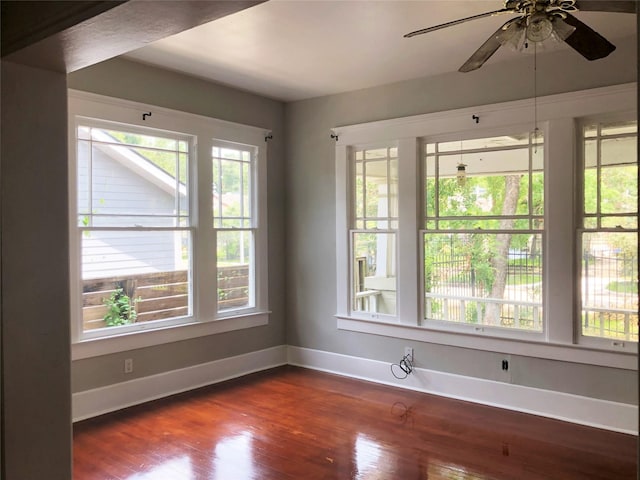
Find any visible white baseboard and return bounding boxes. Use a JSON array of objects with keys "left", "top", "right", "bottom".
[
  {"left": 72, "top": 345, "right": 287, "bottom": 422},
  {"left": 287, "top": 346, "right": 638, "bottom": 435},
  {"left": 72, "top": 344, "right": 637, "bottom": 435}
]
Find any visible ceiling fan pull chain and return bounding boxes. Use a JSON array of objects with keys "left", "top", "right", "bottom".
[{"left": 533, "top": 41, "right": 540, "bottom": 151}]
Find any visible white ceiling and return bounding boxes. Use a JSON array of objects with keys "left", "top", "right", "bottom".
[{"left": 125, "top": 0, "right": 637, "bottom": 102}]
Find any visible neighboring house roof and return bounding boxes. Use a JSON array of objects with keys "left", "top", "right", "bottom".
[{"left": 88, "top": 127, "right": 188, "bottom": 198}]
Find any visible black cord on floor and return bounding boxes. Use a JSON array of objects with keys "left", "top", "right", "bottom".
[{"left": 390, "top": 353, "right": 413, "bottom": 379}]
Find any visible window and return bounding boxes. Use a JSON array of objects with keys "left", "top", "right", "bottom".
[
  {"left": 76, "top": 123, "right": 192, "bottom": 336},
  {"left": 351, "top": 146, "right": 398, "bottom": 318},
  {"left": 580, "top": 119, "right": 638, "bottom": 343},
  {"left": 69, "top": 91, "right": 269, "bottom": 352},
  {"left": 213, "top": 143, "right": 256, "bottom": 313},
  {"left": 334, "top": 83, "right": 637, "bottom": 367},
  {"left": 423, "top": 133, "right": 544, "bottom": 334}
]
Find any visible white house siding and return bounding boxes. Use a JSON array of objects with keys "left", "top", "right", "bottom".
[{"left": 79, "top": 143, "right": 187, "bottom": 279}]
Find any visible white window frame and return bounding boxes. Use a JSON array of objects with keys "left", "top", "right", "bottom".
[
  {"left": 420, "top": 129, "right": 545, "bottom": 341},
  {"left": 576, "top": 113, "right": 638, "bottom": 350},
  {"left": 349, "top": 142, "right": 399, "bottom": 322},
  {"left": 211, "top": 139, "right": 260, "bottom": 316},
  {"left": 334, "top": 83, "right": 636, "bottom": 369},
  {"left": 68, "top": 90, "right": 270, "bottom": 359}
]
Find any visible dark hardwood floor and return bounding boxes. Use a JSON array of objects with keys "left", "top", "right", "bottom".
[{"left": 73, "top": 366, "right": 636, "bottom": 479}]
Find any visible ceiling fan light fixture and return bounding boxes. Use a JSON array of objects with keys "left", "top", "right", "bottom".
[
  {"left": 526, "top": 13, "right": 553, "bottom": 42},
  {"left": 405, "top": 0, "right": 632, "bottom": 72},
  {"left": 456, "top": 163, "right": 467, "bottom": 186}
]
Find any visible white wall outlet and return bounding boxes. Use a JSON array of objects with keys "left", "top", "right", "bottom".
[
  {"left": 404, "top": 347, "right": 414, "bottom": 362},
  {"left": 124, "top": 358, "right": 133, "bottom": 374}
]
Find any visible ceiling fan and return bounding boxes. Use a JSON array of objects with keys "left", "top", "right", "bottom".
[{"left": 404, "top": 0, "right": 636, "bottom": 72}]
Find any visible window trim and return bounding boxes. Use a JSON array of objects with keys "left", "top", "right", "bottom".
[
  {"left": 349, "top": 143, "right": 400, "bottom": 320},
  {"left": 576, "top": 114, "right": 638, "bottom": 350},
  {"left": 334, "top": 83, "right": 637, "bottom": 369},
  {"left": 68, "top": 90, "right": 271, "bottom": 359},
  {"left": 421, "top": 128, "right": 545, "bottom": 338}
]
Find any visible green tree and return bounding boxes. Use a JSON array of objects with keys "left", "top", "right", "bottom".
[{"left": 483, "top": 175, "right": 522, "bottom": 325}]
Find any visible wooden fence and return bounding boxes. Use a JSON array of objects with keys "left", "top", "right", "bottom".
[{"left": 82, "top": 265, "right": 249, "bottom": 330}]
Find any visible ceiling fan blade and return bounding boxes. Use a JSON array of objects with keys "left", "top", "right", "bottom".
[
  {"left": 459, "top": 18, "right": 524, "bottom": 73},
  {"left": 561, "top": 13, "right": 616, "bottom": 60},
  {"left": 575, "top": 0, "right": 637, "bottom": 13},
  {"left": 404, "top": 8, "right": 514, "bottom": 38}
]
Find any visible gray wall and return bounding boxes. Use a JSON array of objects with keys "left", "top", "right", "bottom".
[
  {"left": 284, "top": 36, "right": 638, "bottom": 404},
  {"left": 68, "top": 58, "right": 286, "bottom": 392},
  {"left": 1, "top": 61, "right": 72, "bottom": 480}
]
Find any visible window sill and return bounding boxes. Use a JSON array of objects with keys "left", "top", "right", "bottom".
[
  {"left": 72, "top": 312, "right": 269, "bottom": 360},
  {"left": 336, "top": 315, "right": 637, "bottom": 370}
]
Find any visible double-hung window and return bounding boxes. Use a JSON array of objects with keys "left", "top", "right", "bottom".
[
  {"left": 423, "top": 133, "right": 544, "bottom": 335},
  {"left": 69, "top": 91, "right": 269, "bottom": 353},
  {"left": 212, "top": 142, "right": 257, "bottom": 313},
  {"left": 579, "top": 118, "right": 638, "bottom": 345},
  {"left": 351, "top": 146, "right": 398, "bottom": 319},
  {"left": 75, "top": 122, "right": 193, "bottom": 336}
]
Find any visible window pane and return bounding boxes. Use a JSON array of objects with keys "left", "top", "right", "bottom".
[
  {"left": 101, "top": 129, "right": 179, "bottom": 151},
  {"left": 581, "top": 232, "right": 638, "bottom": 341},
  {"left": 426, "top": 132, "right": 542, "bottom": 227},
  {"left": 90, "top": 215, "right": 185, "bottom": 228},
  {"left": 77, "top": 140, "right": 91, "bottom": 217},
  {"left": 353, "top": 232, "right": 396, "bottom": 315},
  {"left": 531, "top": 171, "right": 544, "bottom": 216},
  {"left": 584, "top": 123, "right": 637, "bottom": 217},
  {"left": 178, "top": 153, "right": 189, "bottom": 216},
  {"left": 584, "top": 125, "right": 598, "bottom": 138},
  {"left": 425, "top": 177, "right": 436, "bottom": 220},
  {"left": 584, "top": 164, "right": 597, "bottom": 215},
  {"left": 81, "top": 230, "right": 191, "bottom": 331},
  {"left": 213, "top": 159, "right": 220, "bottom": 219},
  {"left": 217, "top": 230, "right": 253, "bottom": 311},
  {"left": 600, "top": 216, "right": 637, "bottom": 229},
  {"left": 601, "top": 121, "right": 637, "bottom": 136},
  {"left": 355, "top": 161, "right": 364, "bottom": 218},
  {"left": 353, "top": 147, "right": 398, "bottom": 227},
  {"left": 437, "top": 168, "right": 527, "bottom": 218},
  {"left": 599, "top": 163, "right": 637, "bottom": 215},
  {"left": 438, "top": 134, "right": 530, "bottom": 152},
  {"left": 424, "top": 233, "right": 543, "bottom": 331},
  {"left": 242, "top": 162, "right": 251, "bottom": 221},
  {"left": 365, "top": 160, "right": 387, "bottom": 217},
  {"left": 78, "top": 126, "right": 189, "bottom": 225},
  {"left": 212, "top": 145, "right": 253, "bottom": 228},
  {"left": 364, "top": 148, "right": 388, "bottom": 160}
]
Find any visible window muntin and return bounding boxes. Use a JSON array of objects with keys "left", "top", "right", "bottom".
[
  {"left": 580, "top": 120, "right": 638, "bottom": 343},
  {"left": 213, "top": 143, "right": 256, "bottom": 313},
  {"left": 423, "top": 132, "right": 544, "bottom": 332},
  {"left": 351, "top": 146, "right": 398, "bottom": 316},
  {"left": 76, "top": 123, "right": 192, "bottom": 335}
]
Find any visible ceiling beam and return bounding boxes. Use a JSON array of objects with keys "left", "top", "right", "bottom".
[{"left": 1, "top": 0, "right": 266, "bottom": 73}]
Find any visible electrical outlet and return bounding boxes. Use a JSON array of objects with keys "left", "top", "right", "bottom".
[
  {"left": 124, "top": 358, "right": 133, "bottom": 374},
  {"left": 498, "top": 355, "right": 512, "bottom": 383},
  {"left": 404, "top": 347, "right": 414, "bottom": 362}
]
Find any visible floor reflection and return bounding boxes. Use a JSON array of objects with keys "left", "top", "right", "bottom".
[
  {"left": 425, "top": 460, "right": 487, "bottom": 480},
  {"left": 125, "top": 455, "right": 193, "bottom": 479},
  {"left": 212, "top": 431, "right": 255, "bottom": 480},
  {"left": 354, "top": 433, "right": 383, "bottom": 478}
]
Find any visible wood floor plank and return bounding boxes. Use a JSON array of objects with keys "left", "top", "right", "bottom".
[{"left": 73, "top": 366, "right": 637, "bottom": 479}]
